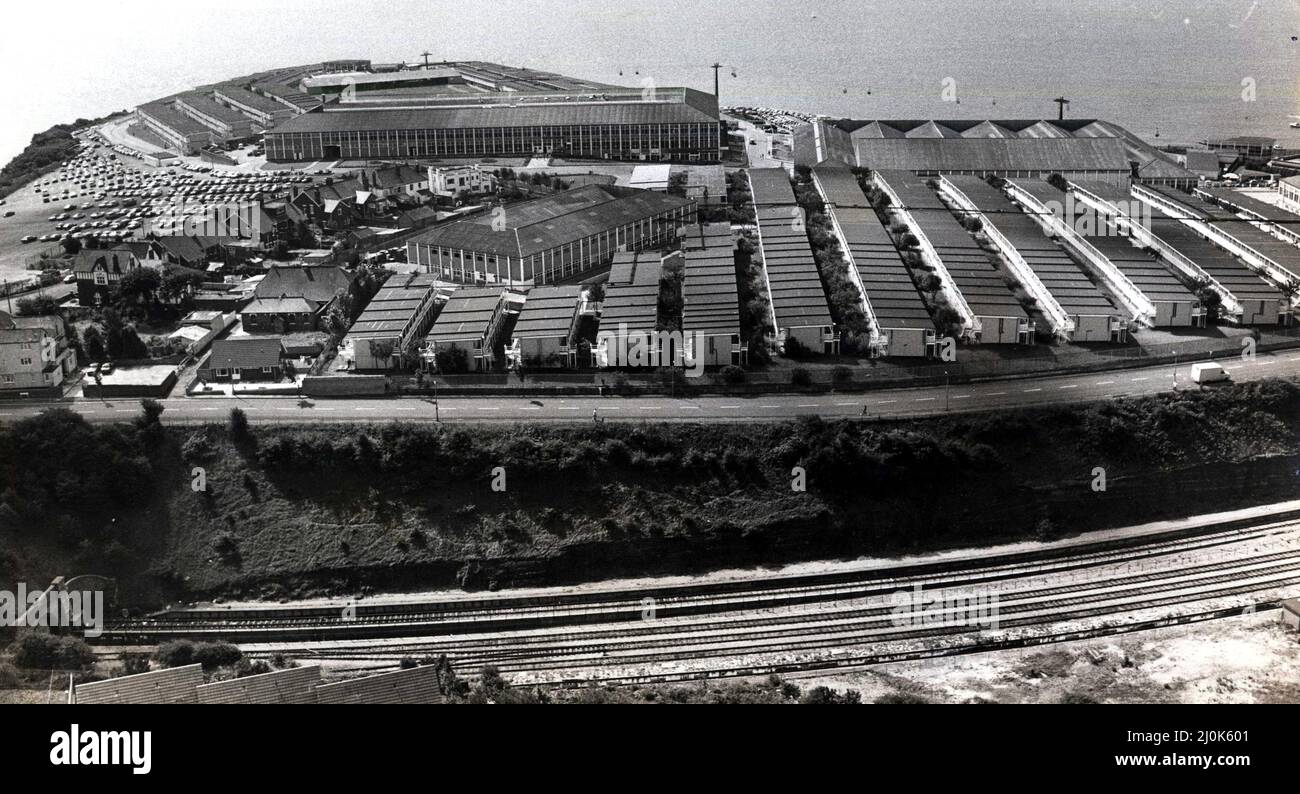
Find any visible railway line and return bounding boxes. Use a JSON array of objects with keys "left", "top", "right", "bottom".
[{"left": 94, "top": 506, "right": 1300, "bottom": 685}]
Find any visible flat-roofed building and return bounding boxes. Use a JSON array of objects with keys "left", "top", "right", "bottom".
[
  {"left": 429, "top": 164, "right": 496, "bottom": 197},
  {"left": 424, "top": 286, "right": 518, "bottom": 371},
  {"left": 0, "top": 311, "right": 77, "bottom": 395},
  {"left": 509, "top": 285, "right": 583, "bottom": 368},
  {"left": 213, "top": 84, "right": 297, "bottom": 128},
  {"left": 408, "top": 185, "right": 694, "bottom": 286},
  {"left": 174, "top": 92, "right": 256, "bottom": 142},
  {"left": 136, "top": 101, "right": 213, "bottom": 155}
]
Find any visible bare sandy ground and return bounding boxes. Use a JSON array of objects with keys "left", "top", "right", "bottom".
[{"left": 787, "top": 611, "right": 1300, "bottom": 704}]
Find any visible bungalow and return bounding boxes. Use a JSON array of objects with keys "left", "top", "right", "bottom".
[{"left": 197, "top": 337, "right": 287, "bottom": 382}]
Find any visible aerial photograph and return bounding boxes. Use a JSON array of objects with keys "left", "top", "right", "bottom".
[{"left": 0, "top": 0, "right": 1296, "bottom": 737}]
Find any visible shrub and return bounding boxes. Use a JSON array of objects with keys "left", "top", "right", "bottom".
[
  {"left": 11, "top": 633, "right": 96, "bottom": 671},
  {"left": 832, "top": 365, "right": 853, "bottom": 384},
  {"left": 192, "top": 642, "right": 242, "bottom": 671},
  {"left": 790, "top": 368, "right": 813, "bottom": 387},
  {"left": 720, "top": 365, "right": 746, "bottom": 384},
  {"left": 152, "top": 640, "right": 195, "bottom": 668}
]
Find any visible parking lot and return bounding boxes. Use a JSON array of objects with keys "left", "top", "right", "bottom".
[{"left": 0, "top": 129, "right": 339, "bottom": 283}]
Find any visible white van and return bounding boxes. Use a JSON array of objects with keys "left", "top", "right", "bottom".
[{"left": 1190, "top": 362, "right": 1230, "bottom": 385}]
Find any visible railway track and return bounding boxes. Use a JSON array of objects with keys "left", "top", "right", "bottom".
[
  {"left": 102, "top": 515, "right": 1300, "bottom": 644},
  {"left": 94, "top": 511, "right": 1300, "bottom": 685}
]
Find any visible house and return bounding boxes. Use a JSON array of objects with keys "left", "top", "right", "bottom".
[
  {"left": 0, "top": 311, "right": 77, "bottom": 395},
  {"left": 151, "top": 235, "right": 236, "bottom": 269},
  {"left": 239, "top": 265, "right": 355, "bottom": 333},
  {"left": 428, "top": 165, "right": 496, "bottom": 198},
  {"left": 197, "top": 337, "right": 287, "bottom": 382},
  {"left": 363, "top": 164, "right": 429, "bottom": 199},
  {"left": 73, "top": 247, "right": 141, "bottom": 306}
]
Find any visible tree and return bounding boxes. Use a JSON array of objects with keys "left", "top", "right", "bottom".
[
  {"left": 83, "top": 325, "right": 106, "bottom": 362},
  {"left": 229, "top": 407, "right": 250, "bottom": 441},
  {"left": 15, "top": 295, "right": 58, "bottom": 316},
  {"left": 60, "top": 236, "right": 82, "bottom": 256},
  {"left": 118, "top": 268, "right": 161, "bottom": 307},
  {"left": 137, "top": 399, "right": 164, "bottom": 427},
  {"left": 119, "top": 326, "right": 148, "bottom": 359},
  {"left": 152, "top": 640, "right": 196, "bottom": 668}
]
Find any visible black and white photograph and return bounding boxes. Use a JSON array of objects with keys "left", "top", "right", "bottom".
[{"left": 0, "top": 0, "right": 1295, "bottom": 769}]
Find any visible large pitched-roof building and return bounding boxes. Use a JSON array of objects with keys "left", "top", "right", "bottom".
[{"left": 408, "top": 185, "right": 694, "bottom": 286}]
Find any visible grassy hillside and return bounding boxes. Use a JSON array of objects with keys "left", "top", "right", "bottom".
[{"left": 2, "top": 381, "right": 1299, "bottom": 606}]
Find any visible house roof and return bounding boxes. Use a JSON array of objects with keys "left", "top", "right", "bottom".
[
  {"left": 251, "top": 265, "right": 353, "bottom": 307},
  {"left": 426, "top": 287, "right": 505, "bottom": 343},
  {"left": 242, "top": 297, "right": 317, "bottom": 315},
  {"left": 205, "top": 337, "right": 285, "bottom": 369}
]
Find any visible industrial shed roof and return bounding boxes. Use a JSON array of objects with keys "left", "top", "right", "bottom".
[
  {"left": 1012, "top": 180, "right": 1195, "bottom": 304},
  {"left": 607, "top": 250, "right": 664, "bottom": 286},
  {"left": 853, "top": 137, "right": 1129, "bottom": 173},
  {"left": 513, "top": 285, "right": 581, "bottom": 339},
  {"left": 1147, "top": 218, "right": 1281, "bottom": 302},
  {"left": 747, "top": 168, "right": 834, "bottom": 331},
  {"left": 214, "top": 84, "right": 294, "bottom": 116},
  {"left": 1154, "top": 188, "right": 1300, "bottom": 280},
  {"left": 681, "top": 222, "right": 740, "bottom": 337},
  {"left": 946, "top": 176, "right": 1117, "bottom": 317},
  {"left": 347, "top": 272, "right": 447, "bottom": 339},
  {"left": 411, "top": 185, "right": 692, "bottom": 259},
  {"left": 195, "top": 665, "right": 321, "bottom": 704},
  {"left": 272, "top": 88, "right": 718, "bottom": 134},
  {"left": 75, "top": 664, "right": 204, "bottom": 704},
  {"left": 426, "top": 287, "right": 506, "bottom": 343},
  {"left": 880, "top": 172, "right": 1027, "bottom": 320},
  {"left": 814, "top": 167, "right": 933, "bottom": 331},
  {"left": 314, "top": 664, "right": 447, "bottom": 705},
  {"left": 1197, "top": 187, "right": 1300, "bottom": 226}
]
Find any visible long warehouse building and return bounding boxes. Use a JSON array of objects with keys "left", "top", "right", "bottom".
[
  {"left": 747, "top": 168, "right": 837, "bottom": 354},
  {"left": 880, "top": 171, "right": 1034, "bottom": 345},
  {"left": 681, "top": 223, "right": 746, "bottom": 366},
  {"left": 264, "top": 87, "right": 723, "bottom": 162},
  {"left": 945, "top": 176, "right": 1125, "bottom": 342},
  {"left": 812, "top": 167, "right": 936, "bottom": 357}
]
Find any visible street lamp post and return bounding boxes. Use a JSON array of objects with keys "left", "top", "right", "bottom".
[{"left": 944, "top": 370, "right": 951, "bottom": 412}]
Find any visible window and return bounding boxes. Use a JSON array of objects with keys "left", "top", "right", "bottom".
[
  {"left": 1, "top": 375, "right": 13, "bottom": 384},
  {"left": 93, "top": 271, "right": 108, "bottom": 286},
  {"left": 19, "top": 357, "right": 32, "bottom": 366},
  {"left": 262, "top": 366, "right": 274, "bottom": 374},
  {"left": 215, "top": 368, "right": 228, "bottom": 377}
]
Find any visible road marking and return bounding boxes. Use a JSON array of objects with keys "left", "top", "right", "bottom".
[
  {"left": 477, "top": 407, "right": 500, "bottom": 411},
  {"left": 719, "top": 405, "right": 741, "bottom": 409},
  {"left": 640, "top": 406, "right": 661, "bottom": 411},
  {"left": 679, "top": 405, "right": 701, "bottom": 410},
  {"left": 1059, "top": 384, "right": 1078, "bottom": 390},
  {"left": 1131, "top": 377, "right": 1149, "bottom": 382},
  {"left": 1023, "top": 388, "right": 1042, "bottom": 393},
  {"left": 759, "top": 405, "right": 780, "bottom": 409},
  {"left": 1096, "top": 380, "right": 1115, "bottom": 386},
  {"left": 917, "top": 397, "right": 936, "bottom": 402},
  {"left": 876, "top": 400, "right": 897, "bottom": 405},
  {"left": 835, "top": 402, "right": 856, "bottom": 407},
  {"left": 558, "top": 407, "right": 580, "bottom": 411},
  {"left": 797, "top": 404, "right": 817, "bottom": 408},
  {"left": 520, "top": 406, "right": 540, "bottom": 411},
  {"left": 987, "top": 392, "right": 1007, "bottom": 396},
  {"left": 952, "top": 395, "right": 971, "bottom": 400}
]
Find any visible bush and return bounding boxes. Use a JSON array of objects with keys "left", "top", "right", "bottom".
[
  {"left": 153, "top": 640, "right": 195, "bottom": 668},
  {"left": 790, "top": 368, "right": 813, "bottom": 387},
  {"left": 720, "top": 365, "right": 746, "bottom": 384},
  {"left": 832, "top": 365, "right": 853, "bottom": 384},
  {"left": 11, "top": 633, "right": 96, "bottom": 671}
]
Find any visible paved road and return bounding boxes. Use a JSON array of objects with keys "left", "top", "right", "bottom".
[{"left": 1, "top": 348, "right": 1296, "bottom": 426}]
